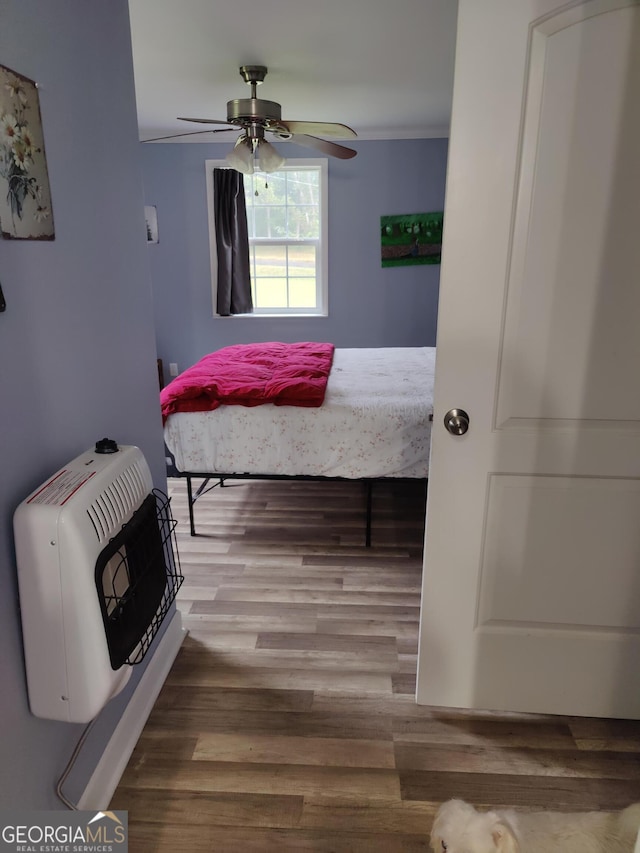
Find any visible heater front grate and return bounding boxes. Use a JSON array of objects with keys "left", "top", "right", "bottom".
[{"left": 95, "top": 488, "right": 183, "bottom": 669}]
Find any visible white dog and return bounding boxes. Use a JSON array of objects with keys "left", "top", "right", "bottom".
[{"left": 430, "top": 798, "right": 640, "bottom": 853}]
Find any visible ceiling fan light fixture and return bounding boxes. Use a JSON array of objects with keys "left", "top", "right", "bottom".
[
  {"left": 256, "top": 138, "right": 286, "bottom": 173},
  {"left": 225, "top": 134, "right": 254, "bottom": 174}
]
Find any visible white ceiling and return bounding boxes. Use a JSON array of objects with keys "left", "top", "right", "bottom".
[{"left": 128, "top": 0, "right": 459, "bottom": 144}]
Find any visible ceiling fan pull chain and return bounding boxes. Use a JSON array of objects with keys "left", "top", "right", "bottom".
[{"left": 253, "top": 178, "right": 268, "bottom": 197}]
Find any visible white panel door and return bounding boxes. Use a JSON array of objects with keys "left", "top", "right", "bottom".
[{"left": 417, "top": 0, "right": 640, "bottom": 718}]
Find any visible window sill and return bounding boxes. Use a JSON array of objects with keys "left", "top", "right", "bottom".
[{"left": 215, "top": 313, "right": 328, "bottom": 319}]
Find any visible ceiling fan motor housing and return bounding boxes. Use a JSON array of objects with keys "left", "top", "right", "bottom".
[{"left": 227, "top": 97, "right": 282, "bottom": 127}]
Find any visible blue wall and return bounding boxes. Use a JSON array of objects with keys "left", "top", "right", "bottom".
[
  {"left": 142, "top": 137, "right": 448, "bottom": 375},
  {"left": 0, "top": 1, "right": 166, "bottom": 807}
]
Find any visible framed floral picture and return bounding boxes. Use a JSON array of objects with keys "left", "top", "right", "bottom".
[{"left": 0, "top": 64, "right": 54, "bottom": 240}]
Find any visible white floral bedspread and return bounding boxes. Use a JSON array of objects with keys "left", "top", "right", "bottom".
[{"left": 164, "top": 347, "right": 435, "bottom": 479}]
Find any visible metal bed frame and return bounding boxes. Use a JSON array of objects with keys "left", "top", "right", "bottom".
[{"left": 181, "top": 472, "right": 424, "bottom": 547}]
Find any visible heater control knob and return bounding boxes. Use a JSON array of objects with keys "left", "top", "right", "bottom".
[{"left": 95, "top": 437, "right": 118, "bottom": 454}]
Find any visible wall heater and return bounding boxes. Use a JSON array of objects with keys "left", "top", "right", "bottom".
[{"left": 14, "top": 440, "right": 182, "bottom": 723}]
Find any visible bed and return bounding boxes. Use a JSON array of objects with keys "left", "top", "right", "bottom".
[{"left": 162, "top": 344, "right": 435, "bottom": 544}]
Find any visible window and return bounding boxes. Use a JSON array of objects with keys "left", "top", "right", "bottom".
[{"left": 206, "top": 159, "right": 328, "bottom": 317}]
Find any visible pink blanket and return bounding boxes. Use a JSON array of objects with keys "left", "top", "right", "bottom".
[{"left": 160, "top": 341, "right": 335, "bottom": 422}]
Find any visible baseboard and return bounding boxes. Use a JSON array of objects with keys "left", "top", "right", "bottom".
[{"left": 78, "top": 610, "right": 186, "bottom": 809}]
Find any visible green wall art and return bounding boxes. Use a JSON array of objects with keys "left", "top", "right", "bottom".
[{"left": 381, "top": 212, "right": 442, "bottom": 267}]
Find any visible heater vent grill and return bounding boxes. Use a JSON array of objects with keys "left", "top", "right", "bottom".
[
  {"left": 96, "top": 489, "right": 183, "bottom": 668},
  {"left": 87, "top": 460, "right": 148, "bottom": 542}
]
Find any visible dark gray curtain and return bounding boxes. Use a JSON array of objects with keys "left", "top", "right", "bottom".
[{"left": 213, "top": 168, "right": 253, "bottom": 315}]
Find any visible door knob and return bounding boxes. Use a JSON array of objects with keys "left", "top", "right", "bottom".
[{"left": 444, "top": 408, "right": 470, "bottom": 436}]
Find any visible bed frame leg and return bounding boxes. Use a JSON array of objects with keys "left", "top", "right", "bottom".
[
  {"left": 186, "top": 475, "right": 196, "bottom": 536},
  {"left": 365, "top": 481, "right": 372, "bottom": 547}
]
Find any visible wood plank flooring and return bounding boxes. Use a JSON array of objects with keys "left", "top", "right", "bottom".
[{"left": 110, "top": 478, "right": 640, "bottom": 851}]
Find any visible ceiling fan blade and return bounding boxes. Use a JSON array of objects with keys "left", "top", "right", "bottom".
[
  {"left": 281, "top": 120, "right": 357, "bottom": 139},
  {"left": 177, "top": 117, "right": 235, "bottom": 127},
  {"left": 285, "top": 134, "right": 357, "bottom": 159},
  {"left": 142, "top": 128, "right": 236, "bottom": 142}
]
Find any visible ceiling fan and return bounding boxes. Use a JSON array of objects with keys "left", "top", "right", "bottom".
[{"left": 142, "top": 65, "right": 358, "bottom": 173}]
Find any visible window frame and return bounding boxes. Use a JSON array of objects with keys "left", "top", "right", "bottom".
[{"left": 205, "top": 158, "right": 329, "bottom": 318}]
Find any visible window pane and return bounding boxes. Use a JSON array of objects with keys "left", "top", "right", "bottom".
[
  {"left": 267, "top": 205, "right": 287, "bottom": 237},
  {"left": 257, "top": 173, "right": 286, "bottom": 202},
  {"left": 245, "top": 173, "right": 286, "bottom": 205},
  {"left": 253, "top": 245, "right": 286, "bottom": 277},
  {"left": 287, "top": 171, "right": 319, "bottom": 206},
  {"left": 254, "top": 278, "right": 288, "bottom": 308},
  {"left": 287, "top": 205, "right": 319, "bottom": 239},
  {"left": 252, "top": 207, "right": 269, "bottom": 239},
  {"left": 288, "top": 244, "right": 316, "bottom": 276},
  {"left": 288, "top": 278, "right": 317, "bottom": 308}
]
